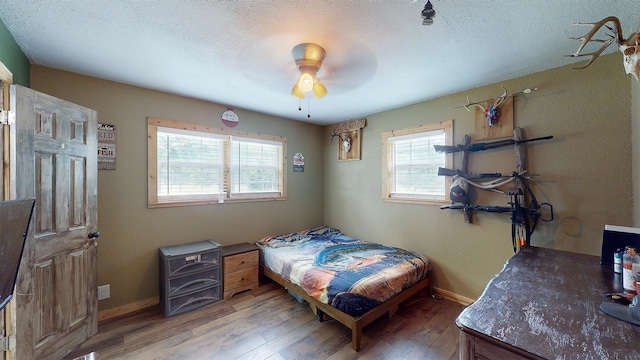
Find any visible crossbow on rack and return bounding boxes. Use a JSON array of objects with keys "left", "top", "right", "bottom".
[{"left": 440, "top": 169, "right": 553, "bottom": 252}]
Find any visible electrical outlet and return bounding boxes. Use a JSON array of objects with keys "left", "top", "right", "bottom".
[{"left": 97, "top": 284, "right": 110, "bottom": 300}]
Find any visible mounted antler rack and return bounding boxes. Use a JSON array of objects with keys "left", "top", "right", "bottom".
[
  {"left": 456, "top": 86, "right": 537, "bottom": 141},
  {"left": 329, "top": 118, "right": 366, "bottom": 161},
  {"left": 566, "top": 16, "right": 640, "bottom": 80}
]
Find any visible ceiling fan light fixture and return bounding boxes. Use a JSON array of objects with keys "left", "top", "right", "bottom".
[
  {"left": 313, "top": 79, "right": 327, "bottom": 99},
  {"left": 297, "top": 72, "right": 314, "bottom": 92},
  {"left": 291, "top": 83, "right": 305, "bottom": 99},
  {"left": 291, "top": 43, "right": 328, "bottom": 99}
]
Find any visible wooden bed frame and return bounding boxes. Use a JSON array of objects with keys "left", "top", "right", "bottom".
[{"left": 261, "top": 265, "right": 432, "bottom": 351}]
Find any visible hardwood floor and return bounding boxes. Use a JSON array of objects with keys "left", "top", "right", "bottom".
[{"left": 64, "top": 280, "right": 466, "bottom": 360}]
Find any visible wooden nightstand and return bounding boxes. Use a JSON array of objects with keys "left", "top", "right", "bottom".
[{"left": 222, "top": 243, "right": 259, "bottom": 299}]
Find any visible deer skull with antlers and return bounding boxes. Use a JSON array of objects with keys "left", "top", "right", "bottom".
[
  {"left": 568, "top": 16, "right": 640, "bottom": 80},
  {"left": 463, "top": 86, "right": 507, "bottom": 128},
  {"left": 330, "top": 129, "right": 352, "bottom": 153}
]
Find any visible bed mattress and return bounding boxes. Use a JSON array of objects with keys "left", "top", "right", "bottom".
[{"left": 256, "top": 226, "right": 429, "bottom": 316}]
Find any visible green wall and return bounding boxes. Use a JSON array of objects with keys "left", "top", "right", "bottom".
[
  {"left": 27, "top": 56, "right": 636, "bottom": 309},
  {"left": 323, "top": 53, "right": 633, "bottom": 300},
  {"left": 0, "top": 18, "right": 29, "bottom": 86},
  {"left": 30, "top": 66, "right": 325, "bottom": 311}
]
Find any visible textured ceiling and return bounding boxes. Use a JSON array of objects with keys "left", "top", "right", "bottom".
[{"left": 1, "top": 1, "right": 639, "bottom": 125}]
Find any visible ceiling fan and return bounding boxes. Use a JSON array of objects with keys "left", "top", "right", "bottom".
[
  {"left": 237, "top": 33, "right": 377, "bottom": 116},
  {"left": 290, "top": 43, "right": 328, "bottom": 99}
]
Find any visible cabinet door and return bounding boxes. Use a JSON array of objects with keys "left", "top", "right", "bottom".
[{"left": 460, "top": 331, "right": 533, "bottom": 360}]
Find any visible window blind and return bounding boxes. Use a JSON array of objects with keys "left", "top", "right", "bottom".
[
  {"left": 157, "top": 128, "right": 225, "bottom": 197},
  {"left": 148, "top": 118, "right": 287, "bottom": 207},
  {"left": 391, "top": 130, "right": 445, "bottom": 196},
  {"left": 230, "top": 138, "right": 282, "bottom": 194}
]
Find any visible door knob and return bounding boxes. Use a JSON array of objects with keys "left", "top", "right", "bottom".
[{"left": 88, "top": 231, "right": 101, "bottom": 240}]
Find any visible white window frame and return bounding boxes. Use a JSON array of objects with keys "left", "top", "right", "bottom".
[
  {"left": 148, "top": 117, "right": 287, "bottom": 208},
  {"left": 381, "top": 120, "right": 453, "bottom": 205}
]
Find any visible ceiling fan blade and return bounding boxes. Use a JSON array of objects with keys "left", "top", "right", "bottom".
[
  {"left": 239, "top": 32, "right": 377, "bottom": 96},
  {"left": 318, "top": 39, "right": 377, "bottom": 92}
]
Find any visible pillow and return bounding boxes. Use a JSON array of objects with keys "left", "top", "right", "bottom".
[
  {"left": 301, "top": 225, "right": 341, "bottom": 237},
  {"left": 256, "top": 232, "right": 311, "bottom": 248}
]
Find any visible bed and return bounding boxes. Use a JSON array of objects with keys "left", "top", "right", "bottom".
[{"left": 256, "top": 226, "right": 431, "bottom": 351}]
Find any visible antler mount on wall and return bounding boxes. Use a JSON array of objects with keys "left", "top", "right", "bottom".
[
  {"left": 329, "top": 118, "right": 366, "bottom": 161},
  {"left": 568, "top": 16, "right": 640, "bottom": 80}
]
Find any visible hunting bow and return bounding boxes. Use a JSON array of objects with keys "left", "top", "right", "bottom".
[{"left": 512, "top": 173, "right": 553, "bottom": 251}]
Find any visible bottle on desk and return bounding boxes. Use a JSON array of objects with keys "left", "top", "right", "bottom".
[
  {"left": 622, "top": 247, "right": 640, "bottom": 293},
  {"left": 614, "top": 248, "right": 623, "bottom": 273}
]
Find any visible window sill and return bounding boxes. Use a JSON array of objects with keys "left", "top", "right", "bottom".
[
  {"left": 148, "top": 196, "right": 287, "bottom": 208},
  {"left": 382, "top": 197, "right": 447, "bottom": 206}
]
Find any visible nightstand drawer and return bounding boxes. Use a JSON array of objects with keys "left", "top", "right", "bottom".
[
  {"left": 223, "top": 251, "right": 258, "bottom": 272},
  {"left": 225, "top": 267, "right": 258, "bottom": 288}
]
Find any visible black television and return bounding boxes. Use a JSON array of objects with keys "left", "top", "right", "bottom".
[{"left": 0, "top": 199, "right": 35, "bottom": 311}]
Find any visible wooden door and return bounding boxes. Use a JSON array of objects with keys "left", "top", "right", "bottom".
[
  {"left": 0, "top": 73, "right": 7, "bottom": 360},
  {"left": 1, "top": 78, "right": 6, "bottom": 200},
  {"left": 1, "top": 64, "right": 15, "bottom": 360},
  {"left": 9, "top": 85, "right": 98, "bottom": 359}
]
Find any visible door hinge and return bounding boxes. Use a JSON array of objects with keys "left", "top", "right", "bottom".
[
  {"left": 0, "top": 110, "right": 15, "bottom": 125},
  {"left": 0, "top": 336, "right": 16, "bottom": 351}
]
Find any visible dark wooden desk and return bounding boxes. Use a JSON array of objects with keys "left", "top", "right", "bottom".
[{"left": 456, "top": 246, "right": 640, "bottom": 359}]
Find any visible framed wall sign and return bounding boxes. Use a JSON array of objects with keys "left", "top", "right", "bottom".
[{"left": 98, "top": 123, "right": 116, "bottom": 170}]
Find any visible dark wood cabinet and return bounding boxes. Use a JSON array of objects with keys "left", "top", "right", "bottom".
[{"left": 456, "top": 246, "right": 639, "bottom": 359}]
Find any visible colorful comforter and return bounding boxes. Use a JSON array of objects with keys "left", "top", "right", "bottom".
[{"left": 256, "top": 226, "right": 429, "bottom": 316}]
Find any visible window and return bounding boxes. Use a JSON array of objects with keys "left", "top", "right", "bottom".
[
  {"left": 148, "top": 117, "right": 286, "bottom": 207},
  {"left": 382, "top": 120, "right": 453, "bottom": 204},
  {"left": 230, "top": 137, "right": 283, "bottom": 197}
]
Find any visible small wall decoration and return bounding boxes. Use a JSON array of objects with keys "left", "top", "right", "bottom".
[
  {"left": 293, "top": 153, "right": 305, "bottom": 172},
  {"left": 329, "top": 118, "right": 366, "bottom": 161},
  {"left": 97, "top": 123, "right": 116, "bottom": 170},
  {"left": 221, "top": 108, "right": 239, "bottom": 127}
]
